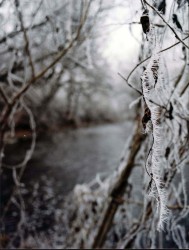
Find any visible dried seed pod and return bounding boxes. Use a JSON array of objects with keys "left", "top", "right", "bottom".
[
  {"left": 142, "top": 102, "right": 151, "bottom": 130},
  {"left": 140, "top": 9, "right": 150, "bottom": 34},
  {"left": 151, "top": 58, "right": 159, "bottom": 85},
  {"left": 168, "top": 102, "right": 173, "bottom": 120},
  {"left": 158, "top": 0, "right": 166, "bottom": 15},
  {"left": 172, "top": 14, "right": 183, "bottom": 31},
  {"left": 165, "top": 147, "right": 170, "bottom": 159}
]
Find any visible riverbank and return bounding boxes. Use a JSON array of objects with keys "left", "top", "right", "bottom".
[
  {"left": 1, "top": 121, "right": 133, "bottom": 248},
  {"left": 3, "top": 117, "right": 133, "bottom": 145}
]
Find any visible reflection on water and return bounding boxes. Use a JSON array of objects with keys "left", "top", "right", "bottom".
[
  {"left": 1, "top": 121, "right": 133, "bottom": 238},
  {"left": 23, "top": 122, "right": 133, "bottom": 195}
]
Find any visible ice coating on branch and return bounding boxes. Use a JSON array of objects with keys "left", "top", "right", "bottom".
[{"left": 141, "top": 31, "right": 169, "bottom": 230}]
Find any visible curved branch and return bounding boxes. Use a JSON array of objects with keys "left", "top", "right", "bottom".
[
  {"left": 0, "top": 1, "right": 91, "bottom": 133},
  {"left": 180, "top": 81, "right": 189, "bottom": 96},
  {"left": 0, "top": 86, "right": 9, "bottom": 104}
]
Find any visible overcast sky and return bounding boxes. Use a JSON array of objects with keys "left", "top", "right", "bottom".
[{"left": 101, "top": 0, "right": 142, "bottom": 73}]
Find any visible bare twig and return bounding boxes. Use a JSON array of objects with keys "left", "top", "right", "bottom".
[
  {"left": 118, "top": 201, "right": 152, "bottom": 249},
  {"left": 0, "top": 20, "right": 47, "bottom": 45},
  {"left": 180, "top": 81, "right": 189, "bottom": 96},
  {"left": 1, "top": 100, "right": 36, "bottom": 222},
  {"left": 168, "top": 62, "right": 186, "bottom": 102},
  {"left": 15, "top": 0, "right": 35, "bottom": 78},
  {"left": 0, "top": 1, "right": 90, "bottom": 133},
  {"left": 0, "top": 0, "right": 5, "bottom": 7},
  {"left": 140, "top": 0, "right": 146, "bottom": 10},
  {"left": 0, "top": 2, "right": 92, "bottom": 224},
  {"left": 0, "top": 2, "right": 69, "bottom": 45},
  {"left": 0, "top": 2, "right": 91, "bottom": 224},
  {"left": 118, "top": 72, "right": 142, "bottom": 95},
  {"left": 125, "top": 35, "right": 189, "bottom": 88},
  {"left": 31, "top": 0, "right": 43, "bottom": 19},
  {"left": 0, "top": 86, "right": 9, "bottom": 104}
]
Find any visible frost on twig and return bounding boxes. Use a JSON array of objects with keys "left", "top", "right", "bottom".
[
  {"left": 141, "top": 27, "right": 169, "bottom": 230},
  {"left": 141, "top": 18, "right": 189, "bottom": 231}
]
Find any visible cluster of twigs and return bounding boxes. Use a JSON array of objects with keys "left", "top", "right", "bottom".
[{"left": 0, "top": 1, "right": 98, "bottom": 247}]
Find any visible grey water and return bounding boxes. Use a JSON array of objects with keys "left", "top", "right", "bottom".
[
  {"left": 22, "top": 121, "right": 133, "bottom": 195},
  {"left": 1, "top": 121, "right": 133, "bottom": 236}
]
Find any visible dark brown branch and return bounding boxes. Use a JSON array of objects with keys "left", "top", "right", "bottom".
[
  {"left": 92, "top": 115, "right": 145, "bottom": 249},
  {"left": 0, "top": 2, "right": 92, "bottom": 225},
  {"left": 15, "top": 0, "right": 35, "bottom": 78},
  {"left": 0, "top": 20, "right": 47, "bottom": 45},
  {"left": 0, "top": 1, "right": 90, "bottom": 132},
  {"left": 0, "top": 0, "right": 5, "bottom": 8},
  {"left": 0, "top": 86, "right": 9, "bottom": 104},
  {"left": 180, "top": 81, "right": 189, "bottom": 96},
  {"left": 119, "top": 202, "right": 152, "bottom": 249},
  {"left": 0, "top": 2, "right": 69, "bottom": 45}
]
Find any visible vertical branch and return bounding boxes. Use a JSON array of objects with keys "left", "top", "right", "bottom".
[
  {"left": 0, "top": 0, "right": 91, "bottom": 154},
  {"left": 180, "top": 81, "right": 189, "bottom": 96},
  {"left": 0, "top": 86, "right": 9, "bottom": 105},
  {"left": 0, "top": 100, "right": 36, "bottom": 222},
  {"left": 92, "top": 113, "right": 145, "bottom": 249},
  {"left": 14, "top": 0, "right": 35, "bottom": 78}
]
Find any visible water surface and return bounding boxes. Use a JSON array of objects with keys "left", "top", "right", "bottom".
[{"left": 24, "top": 121, "right": 133, "bottom": 195}]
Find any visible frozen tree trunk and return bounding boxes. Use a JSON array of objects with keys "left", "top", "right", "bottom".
[{"left": 92, "top": 113, "right": 145, "bottom": 249}]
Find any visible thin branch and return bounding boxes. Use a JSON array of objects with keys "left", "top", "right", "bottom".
[
  {"left": 144, "top": 0, "right": 189, "bottom": 50},
  {"left": 0, "top": 1, "right": 90, "bottom": 130},
  {"left": 31, "top": 0, "right": 43, "bottom": 19},
  {"left": 0, "top": 1, "right": 92, "bottom": 224},
  {"left": 118, "top": 72, "right": 142, "bottom": 95},
  {"left": 0, "top": 86, "right": 9, "bottom": 104},
  {"left": 118, "top": 199, "right": 152, "bottom": 249},
  {"left": 126, "top": 35, "right": 189, "bottom": 87},
  {"left": 180, "top": 81, "right": 189, "bottom": 96},
  {"left": 118, "top": 35, "right": 189, "bottom": 106},
  {"left": 165, "top": 62, "right": 187, "bottom": 107},
  {"left": 1, "top": 100, "right": 36, "bottom": 222},
  {"left": 0, "top": 20, "right": 47, "bottom": 45},
  {"left": 140, "top": 0, "right": 146, "bottom": 10},
  {"left": 0, "top": 0, "right": 5, "bottom": 8},
  {"left": 15, "top": 0, "right": 35, "bottom": 78},
  {"left": 0, "top": 2, "right": 69, "bottom": 45},
  {"left": 102, "top": 21, "right": 165, "bottom": 28}
]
